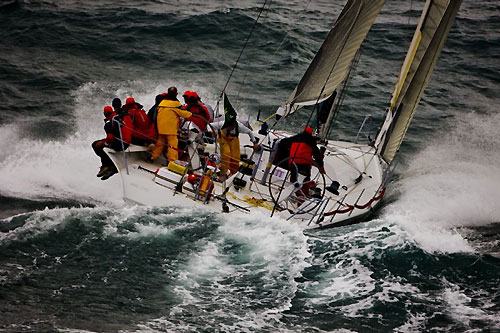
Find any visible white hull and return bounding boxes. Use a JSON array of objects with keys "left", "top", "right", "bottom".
[{"left": 105, "top": 130, "right": 387, "bottom": 230}]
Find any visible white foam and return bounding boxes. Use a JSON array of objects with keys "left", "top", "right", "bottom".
[
  {"left": 0, "top": 206, "right": 96, "bottom": 245},
  {"left": 394, "top": 312, "right": 427, "bottom": 333},
  {"left": 139, "top": 212, "right": 311, "bottom": 332},
  {"left": 382, "top": 112, "right": 500, "bottom": 253},
  {"left": 442, "top": 281, "right": 500, "bottom": 329}
]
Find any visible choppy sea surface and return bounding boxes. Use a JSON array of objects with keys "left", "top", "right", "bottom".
[{"left": 1, "top": 0, "right": 499, "bottom": 332}]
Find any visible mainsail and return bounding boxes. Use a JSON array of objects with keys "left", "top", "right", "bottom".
[
  {"left": 375, "top": 0, "right": 462, "bottom": 164},
  {"left": 282, "top": 0, "right": 385, "bottom": 116}
]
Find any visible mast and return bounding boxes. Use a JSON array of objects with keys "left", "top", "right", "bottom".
[{"left": 375, "top": 0, "right": 463, "bottom": 164}]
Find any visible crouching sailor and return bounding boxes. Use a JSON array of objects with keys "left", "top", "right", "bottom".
[
  {"left": 182, "top": 91, "right": 211, "bottom": 132},
  {"left": 123, "top": 96, "right": 157, "bottom": 145},
  {"left": 91, "top": 104, "right": 133, "bottom": 180}
]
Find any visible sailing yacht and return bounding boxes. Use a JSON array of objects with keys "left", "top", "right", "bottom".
[{"left": 104, "top": 0, "right": 462, "bottom": 229}]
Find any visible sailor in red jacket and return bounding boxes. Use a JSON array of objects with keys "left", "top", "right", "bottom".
[
  {"left": 122, "top": 97, "right": 157, "bottom": 145},
  {"left": 278, "top": 126, "right": 325, "bottom": 182},
  {"left": 105, "top": 109, "right": 133, "bottom": 149},
  {"left": 182, "top": 91, "right": 211, "bottom": 132},
  {"left": 92, "top": 106, "right": 115, "bottom": 178}
]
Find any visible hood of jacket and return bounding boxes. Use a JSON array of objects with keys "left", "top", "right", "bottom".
[{"left": 159, "top": 99, "right": 182, "bottom": 108}]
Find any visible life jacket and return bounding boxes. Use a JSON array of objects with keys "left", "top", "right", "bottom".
[
  {"left": 289, "top": 142, "right": 313, "bottom": 166},
  {"left": 105, "top": 113, "right": 133, "bottom": 145},
  {"left": 127, "top": 104, "right": 157, "bottom": 141},
  {"left": 200, "top": 103, "right": 214, "bottom": 122},
  {"left": 184, "top": 103, "right": 210, "bottom": 131}
]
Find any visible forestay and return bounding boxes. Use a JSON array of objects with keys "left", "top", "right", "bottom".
[
  {"left": 282, "top": 0, "right": 385, "bottom": 116},
  {"left": 375, "top": 0, "right": 463, "bottom": 164}
]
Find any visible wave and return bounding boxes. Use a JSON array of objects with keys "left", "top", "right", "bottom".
[
  {"left": 381, "top": 111, "right": 500, "bottom": 253},
  {"left": 0, "top": 205, "right": 312, "bottom": 331}
]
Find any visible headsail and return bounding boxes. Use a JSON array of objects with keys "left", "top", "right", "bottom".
[
  {"left": 375, "top": 0, "right": 462, "bottom": 164},
  {"left": 281, "top": 0, "right": 385, "bottom": 116}
]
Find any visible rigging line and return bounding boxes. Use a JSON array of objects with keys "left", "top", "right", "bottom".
[
  {"left": 213, "top": 1, "right": 270, "bottom": 119},
  {"left": 218, "top": 0, "right": 270, "bottom": 102},
  {"left": 408, "top": 0, "right": 414, "bottom": 27},
  {"left": 235, "top": 0, "right": 273, "bottom": 111}
]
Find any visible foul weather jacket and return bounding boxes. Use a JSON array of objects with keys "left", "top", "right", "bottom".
[
  {"left": 156, "top": 99, "right": 192, "bottom": 135},
  {"left": 278, "top": 132, "right": 324, "bottom": 167},
  {"left": 104, "top": 113, "right": 133, "bottom": 146},
  {"left": 183, "top": 102, "right": 211, "bottom": 131},
  {"left": 127, "top": 104, "right": 157, "bottom": 141}
]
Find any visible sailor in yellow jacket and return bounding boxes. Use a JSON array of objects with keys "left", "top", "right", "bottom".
[{"left": 150, "top": 87, "right": 192, "bottom": 162}]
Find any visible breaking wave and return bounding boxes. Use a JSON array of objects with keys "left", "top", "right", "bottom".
[{"left": 382, "top": 111, "right": 500, "bottom": 253}]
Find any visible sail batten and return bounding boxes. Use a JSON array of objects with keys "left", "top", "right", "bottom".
[
  {"left": 283, "top": 0, "right": 385, "bottom": 115},
  {"left": 375, "top": 0, "right": 462, "bottom": 164}
]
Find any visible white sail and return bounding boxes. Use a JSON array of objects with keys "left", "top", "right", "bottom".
[
  {"left": 283, "top": 0, "right": 385, "bottom": 116},
  {"left": 375, "top": 0, "right": 462, "bottom": 164}
]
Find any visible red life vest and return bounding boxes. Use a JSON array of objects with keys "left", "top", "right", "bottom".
[
  {"left": 184, "top": 103, "right": 210, "bottom": 131},
  {"left": 105, "top": 113, "right": 133, "bottom": 145},
  {"left": 289, "top": 142, "right": 313, "bottom": 166}
]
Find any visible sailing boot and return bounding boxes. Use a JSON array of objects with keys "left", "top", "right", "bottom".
[
  {"left": 100, "top": 167, "right": 118, "bottom": 181},
  {"left": 96, "top": 166, "right": 109, "bottom": 177}
]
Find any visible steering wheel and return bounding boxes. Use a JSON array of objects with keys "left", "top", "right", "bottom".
[{"left": 267, "top": 157, "right": 326, "bottom": 214}]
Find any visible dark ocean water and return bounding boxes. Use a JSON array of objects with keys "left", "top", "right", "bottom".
[{"left": 1, "top": 0, "right": 500, "bottom": 332}]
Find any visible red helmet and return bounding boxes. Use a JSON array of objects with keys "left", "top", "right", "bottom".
[
  {"left": 191, "top": 91, "right": 200, "bottom": 100},
  {"left": 182, "top": 91, "right": 193, "bottom": 98},
  {"left": 125, "top": 97, "right": 135, "bottom": 105},
  {"left": 103, "top": 105, "right": 113, "bottom": 120},
  {"left": 304, "top": 126, "right": 313, "bottom": 135}
]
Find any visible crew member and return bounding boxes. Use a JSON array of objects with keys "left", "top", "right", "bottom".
[
  {"left": 150, "top": 87, "right": 192, "bottom": 163},
  {"left": 92, "top": 106, "right": 116, "bottom": 178},
  {"left": 210, "top": 118, "right": 260, "bottom": 177},
  {"left": 199, "top": 99, "right": 214, "bottom": 123},
  {"left": 182, "top": 91, "right": 211, "bottom": 132},
  {"left": 91, "top": 105, "right": 133, "bottom": 180},
  {"left": 112, "top": 97, "right": 122, "bottom": 114},
  {"left": 148, "top": 92, "right": 166, "bottom": 127},
  {"left": 278, "top": 126, "right": 325, "bottom": 182},
  {"left": 123, "top": 97, "right": 157, "bottom": 145}
]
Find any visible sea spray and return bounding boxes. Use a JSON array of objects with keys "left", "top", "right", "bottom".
[{"left": 382, "top": 112, "right": 500, "bottom": 253}]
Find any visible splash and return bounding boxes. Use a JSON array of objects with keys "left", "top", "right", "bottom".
[{"left": 383, "top": 112, "right": 500, "bottom": 253}]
